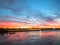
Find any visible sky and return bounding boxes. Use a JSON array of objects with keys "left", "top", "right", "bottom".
[{"left": 0, "top": 0, "right": 60, "bottom": 28}]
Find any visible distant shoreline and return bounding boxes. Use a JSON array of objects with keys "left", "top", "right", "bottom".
[{"left": 0, "top": 28, "right": 60, "bottom": 32}]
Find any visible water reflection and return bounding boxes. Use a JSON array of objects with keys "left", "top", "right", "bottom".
[{"left": 0, "top": 31, "right": 60, "bottom": 45}]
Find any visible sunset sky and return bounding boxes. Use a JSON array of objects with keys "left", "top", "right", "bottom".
[{"left": 0, "top": 0, "right": 60, "bottom": 28}]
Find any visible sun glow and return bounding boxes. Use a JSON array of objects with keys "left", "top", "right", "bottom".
[{"left": 20, "top": 27, "right": 28, "bottom": 28}]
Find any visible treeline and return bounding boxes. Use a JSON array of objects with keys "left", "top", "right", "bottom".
[
  {"left": 0, "top": 28, "right": 9, "bottom": 33},
  {"left": 0, "top": 28, "right": 60, "bottom": 32}
]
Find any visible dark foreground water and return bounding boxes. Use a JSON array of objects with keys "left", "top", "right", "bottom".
[{"left": 0, "top": 30, "right": 60, "bottom": 45}]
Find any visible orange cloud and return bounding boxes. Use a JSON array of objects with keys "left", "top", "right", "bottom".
[
  {"left": 0, "top": 20, "right": 60, "bottom": 28},
  {"left": 0, "top": 21, "right": 33, "bottom": 28}
]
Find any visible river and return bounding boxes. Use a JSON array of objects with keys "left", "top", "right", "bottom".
[{"left": 0, "top": 30, "right": 60, "bottom": 45}]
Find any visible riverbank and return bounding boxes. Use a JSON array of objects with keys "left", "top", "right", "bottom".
[{"left": 0, "top": 28, "right": 60, "bottom": 32}]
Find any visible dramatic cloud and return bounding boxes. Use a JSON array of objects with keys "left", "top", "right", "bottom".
[{"left": 0, "top": 0, "right": 60, "bottom": 28}]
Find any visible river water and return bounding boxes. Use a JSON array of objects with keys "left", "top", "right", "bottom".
[{"left": 0, "top": 30, "right": 60, "bottom": 45}]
